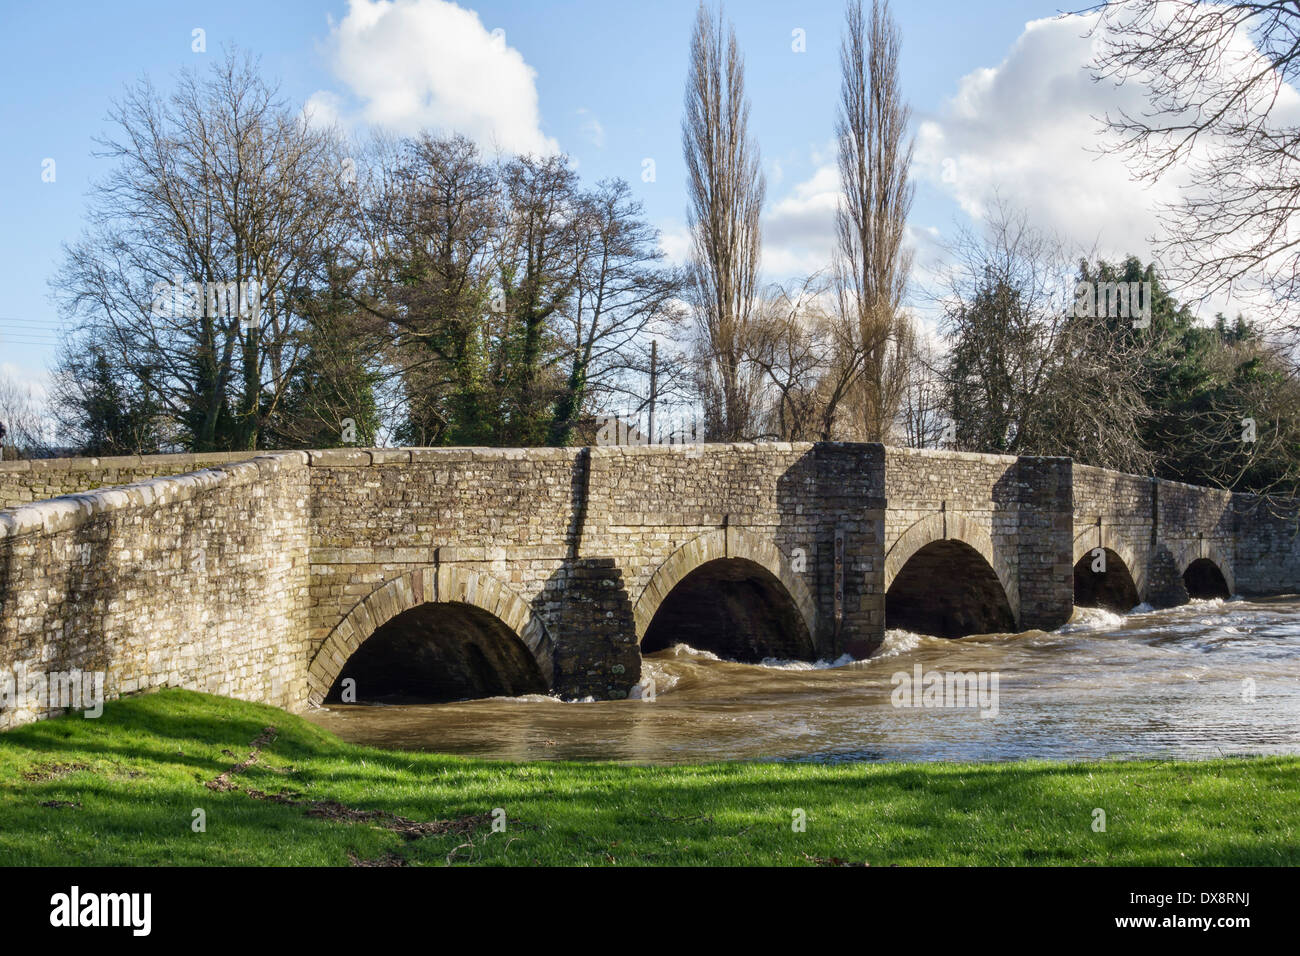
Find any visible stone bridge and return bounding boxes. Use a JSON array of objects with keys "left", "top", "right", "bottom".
[{"left": 2, "top": 442, "right": 1297, "bottom": 728}]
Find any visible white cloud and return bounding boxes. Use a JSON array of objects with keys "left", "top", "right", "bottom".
[
  {"left": 913, "top": 10, "right": 1300, "bottom": 320},
  {"left": 760, "top": 152, "right": 931, "bottom": 291},
  {"left": 577, "top": 108, "right": 605, "bottom": 149},
  {"left": 0, "top": 362, "right": 50, "bottom": 403},
  {"left": 666, "top": 157, "right": 845, "bottom": 281},
  {"left": 657, "top": 220, "right": 693, "bottom": 266},
  {"left": 914, "top": 13, "right": 1174, "bottom": 261},
  {"left": 762, "top": 160, "right": 841, "bottom": 280},
  {"left": 308, "top": 0, "right": 558, "bottom": 155}
]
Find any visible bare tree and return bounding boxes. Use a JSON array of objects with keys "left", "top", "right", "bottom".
[
  {"left": 835, "top": 0, "right": 916, "bottom": 441},
  {"left": 939, "top": 199, "right": 1153, "bottom": 472},
  {"left": 747, "top": 275, "right": 829, "bottom": 441},
  {"left": 0, "top": 373, "right": 53, "bottom": 459},
  {"left": 744, "top": 272, "right": 867, "bottom": 441},
  {"left": 52, "top": 49, "right": 352, "bottom": 452},
  {"left": 1085, "top": 1, "right": 1300, "bottom": 333},
  {"left": 683, "top": 2, "right": 766, "bottom": 441},
  {"left": 551, "top": 180, "right": 687, "bottom": 445},
  {"left": 897, "top": 327, "right": 947, "bottom": 449}
]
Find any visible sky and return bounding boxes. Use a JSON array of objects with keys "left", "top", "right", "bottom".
[{"left": 0, "top": 0, "right": 1213, "bottom": 405}]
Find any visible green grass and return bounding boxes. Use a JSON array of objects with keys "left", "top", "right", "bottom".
[{"left": 0, "top": 689, "right": 1296, "bottom": 866}]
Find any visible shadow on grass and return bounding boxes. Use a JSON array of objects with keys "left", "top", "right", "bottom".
[{"left": 2, "top": 689, "right": 1297, "bottom": 866}]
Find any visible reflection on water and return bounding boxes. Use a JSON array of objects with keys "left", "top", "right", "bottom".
[{"left": 304, "top": 596, "right": 1300, "bottom": 765}]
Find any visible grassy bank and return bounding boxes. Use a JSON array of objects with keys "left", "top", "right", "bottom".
[{"left": 0, "top": 689, "right": 1296, "bottom": 866}]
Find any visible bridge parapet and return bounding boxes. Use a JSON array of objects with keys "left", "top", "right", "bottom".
[
  {"left": 0, "top": 451, "right": 260, "bottom": 510},
  {"left": 0, "top": 452, "right": 309, "bottom": 729}
]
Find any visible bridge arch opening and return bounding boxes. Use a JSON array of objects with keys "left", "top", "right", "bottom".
[
  {"left": 1073, "top": 547, "right": 1140, "bottom": 612},
  {"left": 641, "top": 557, "right": 815, "bottom": 662},
  {"left": 325, "top": 601, "right": 548, "bottom": 703},
  {"left": 1183, "top": 558, "right": 1231, "bottom": 600},
  {"left": 886, "top": 540, "right": 1015, "bottom": 638}
]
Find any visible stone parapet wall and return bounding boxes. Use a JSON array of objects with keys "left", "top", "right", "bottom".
[
  {"left": 0, "top": 452, "right": 259, "bottom": 510},
  {"left": 0, "top": 453, "right": 309, "bottom": 729}
]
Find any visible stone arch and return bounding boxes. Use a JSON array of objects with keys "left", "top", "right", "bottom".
[
  {"left": 633, "top": 527, "right": 817, "bottom": 645},
  {"left": 885, "top": 512, "right": 1020, "bottom": 624},
  {"left": 306, "top": 564, "right": 554, "bottom": 705},
  {"left": 1170, "top": 541, "right": 1236, "bottom": 597},
  {"left": 1072, "top": 528, "right": 1147, "bottom": 600}
]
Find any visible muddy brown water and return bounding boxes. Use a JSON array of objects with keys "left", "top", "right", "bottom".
[{"left": 305, "top": 596, "right": 1300, "bottom": 764}]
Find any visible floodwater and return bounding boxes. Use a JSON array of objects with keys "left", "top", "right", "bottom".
[{"left": 305, "top": 596, "right": 1300, "bottom": 764}]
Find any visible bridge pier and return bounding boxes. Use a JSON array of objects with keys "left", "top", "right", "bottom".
[
  {"left": 812, "top": 442, "right": 886, "bottom": 659},
  {"left": 1012, "top": 456, "right": 1075, "bottom": 631},
  {"left": 552, "top": 557, "right": 639, "bottom": 699}
]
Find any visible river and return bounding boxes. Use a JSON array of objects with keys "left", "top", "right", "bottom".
[{"left": 304, "top": 596, "right": 1300, "bottom": 764}]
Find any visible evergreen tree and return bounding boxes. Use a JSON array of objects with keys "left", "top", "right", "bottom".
[{"left": 57, "top": 348, "right": 163, "bottom": 455}]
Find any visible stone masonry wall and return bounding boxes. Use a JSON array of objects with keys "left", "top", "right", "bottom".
[
  {"left": 1071, "top": 467, "right": 1154, "bottom": 565},
  {"left": 0, "top": 452, "right": 258, "bottom": 510},
  {"left": 881, "top": 448, "right": 1073, "bottom": 631},
  {"left": 306, "top": 447, "right": 593, "bottom": 693},
  {"left": 1234, "top": 495, "right": 1300, "bottom": 594},
  {"left": 0, "top": 453, "right": 309, "bottom": 729},
  {"left": 305, "top": 443, "right": 842, "bottom": 695},
  {"left": 1013, "top": 456, "right": 1074, "bottom": 630},
  {"left": 1070, "top": 467, "right": 1272, "bottom": 605},
  {"left": 586, "top": 443, "right": 829, "bottom": 648},
  {"left": 810, "top": 443, "right": 885, "bottom": 657},
  {"left": 884, "top": 447, "right": 1023, "bottom": 615},
  {"left": 1152, "top": 478, "right": 1236, "bottom": 604},
  {"left": 3, "top": 442, "right": 1300, "bottom": 731}
]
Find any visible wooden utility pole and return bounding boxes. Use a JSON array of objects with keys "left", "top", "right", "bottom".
[{"left": 648, "top": 339, "right": 658, "bottom": 444}]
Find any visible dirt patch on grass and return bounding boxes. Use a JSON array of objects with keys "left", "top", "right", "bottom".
[
  {"left": 22, "top": 762, "right": 90, "bottom": 782},
  {"left": 347, "top": 850, "right": 409, "bottom": 867},
  {"left": 206, "top": 727, "right": 278, "bottom": 792},
  {"left": 207, "top": 728, "right": 490, "bottom": 842},
  {"left": 305, "top": 800, "right": 489, "bottom": 840},
  {"left": 803, "top": 852, "right": 870, "bottom": 867}
]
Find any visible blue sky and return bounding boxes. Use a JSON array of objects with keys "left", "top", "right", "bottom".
[{"left": 2, "top": 0, "right": 1145, "bottom": 399}]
